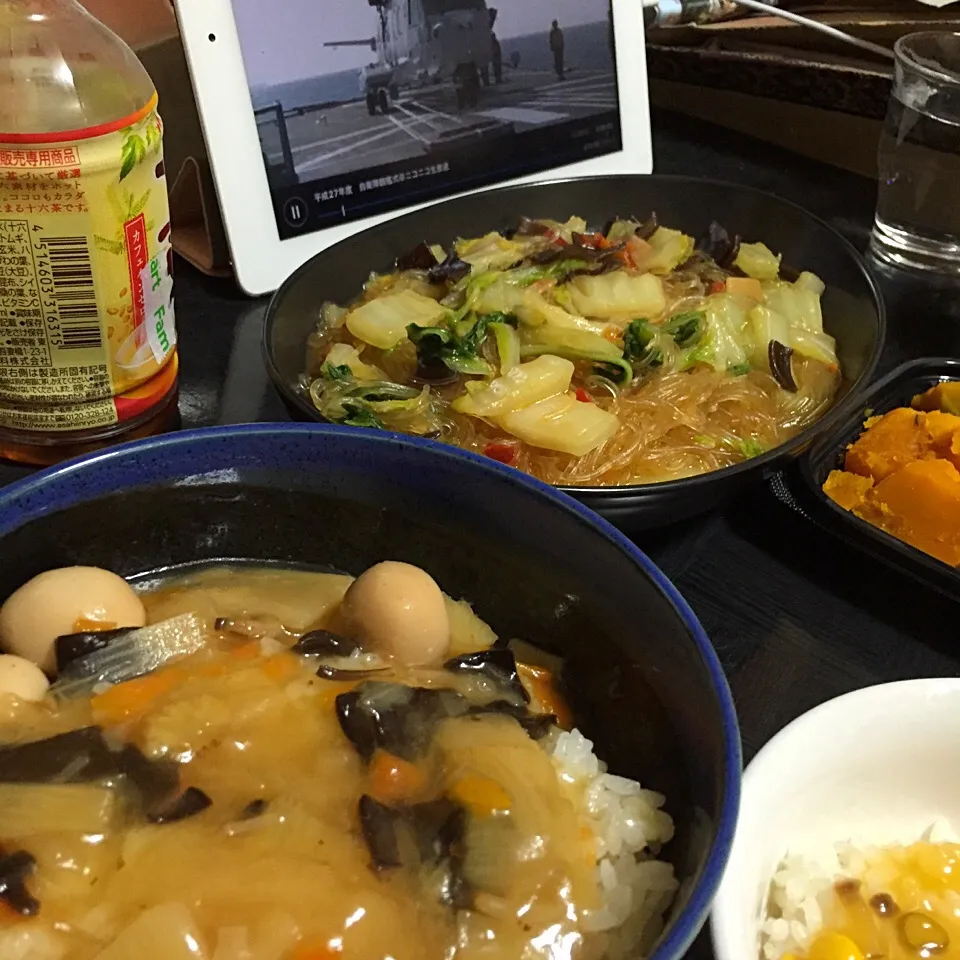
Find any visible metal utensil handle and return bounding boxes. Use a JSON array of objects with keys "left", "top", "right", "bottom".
[
  {"left": 641, "top": 0, "right": 895, "bottom": 62},
  {"left": 733, "top": 0, "right": 895, "bottom": 60}
]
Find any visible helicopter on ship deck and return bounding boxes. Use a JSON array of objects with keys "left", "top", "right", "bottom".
[{"left": 325, "top": 0, "right": 503, "bottom": 114}]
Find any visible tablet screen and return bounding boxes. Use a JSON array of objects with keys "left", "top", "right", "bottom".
[{"left": 231, "top": 0, "right": 622, "bottom": 240}]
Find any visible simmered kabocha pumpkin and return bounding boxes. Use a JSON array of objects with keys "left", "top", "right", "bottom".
[{"left": 823, "top": 383, "right": 960, "bottom": 566}]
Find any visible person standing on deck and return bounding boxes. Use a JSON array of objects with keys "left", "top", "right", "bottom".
[
  {"left": 489, "top": 8, "right": 503, "bottom": 84},
  {"left": 549, "top": 20, "right": 565, "bottom": 81}
]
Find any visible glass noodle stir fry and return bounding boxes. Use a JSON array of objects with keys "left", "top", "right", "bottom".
[
  {"left": 0, "top": 564, "right": 677, "bottom": 960},
  {"left": 302, "top": 215, "right": 843, "bottom": 485}
]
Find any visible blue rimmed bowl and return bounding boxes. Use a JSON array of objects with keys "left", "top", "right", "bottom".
[{"left": 0, "top": 423, "right": 740, "bottom": 959}]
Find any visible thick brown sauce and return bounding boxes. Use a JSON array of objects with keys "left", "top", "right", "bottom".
[{"left": 0, "top": 568, "right": 610, "bottom": 960}]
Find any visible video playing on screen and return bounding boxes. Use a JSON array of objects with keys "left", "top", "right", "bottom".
[{"left": 231, "top": 0, "right": 622, "bottom": 239}]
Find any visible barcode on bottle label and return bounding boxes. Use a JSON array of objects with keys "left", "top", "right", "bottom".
[{"left": 45, "top": 236, "right": 103, "bottom": 351}]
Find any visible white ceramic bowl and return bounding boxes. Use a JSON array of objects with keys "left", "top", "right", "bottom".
[{"left": 710, "top": 677, "right": 960, "bottom": 960}]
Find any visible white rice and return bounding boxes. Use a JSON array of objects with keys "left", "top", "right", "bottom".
[
  {"left": 546, "top": 727, "right": 680, "bottom": 958},
  {"left": 760, "top": 818, "right": 960, "bottom": 960}
]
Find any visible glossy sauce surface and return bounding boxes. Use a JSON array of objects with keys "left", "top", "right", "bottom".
[
  {"left": 0, "top": 567, "right": 610, "bottom": 960},
  {"left": 793, "top": 843, "right": 960, "bottom": 960}
]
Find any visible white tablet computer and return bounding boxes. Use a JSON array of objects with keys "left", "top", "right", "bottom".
[{"left": 174, "top": 0, "right": 652, "bottom": 296}]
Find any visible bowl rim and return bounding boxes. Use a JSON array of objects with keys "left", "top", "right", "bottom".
[
  {"left": 261, "top": 171, "right": 887, "bottom": 500},
  {"left": 0, "top": 420, "right": 742, "bottom": 959},
  {"left": 709, "top": 676, "right": 960, "bottom": 960}
]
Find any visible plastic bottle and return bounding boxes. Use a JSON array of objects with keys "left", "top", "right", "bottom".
[{"left": 0, "top": 0, "right": 178, "bottom": 465}]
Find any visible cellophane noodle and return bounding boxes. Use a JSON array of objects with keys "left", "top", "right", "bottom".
[
  {"left": 302, "top": 220, "right": 842, "bottom": 486},
  {"left": 440, "top": 361, "right": 836, "bottom": 485}
]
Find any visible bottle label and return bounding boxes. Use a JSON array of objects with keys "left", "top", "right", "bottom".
[{"left": 0, "top": 94, "right": 177, "bottom": 432}]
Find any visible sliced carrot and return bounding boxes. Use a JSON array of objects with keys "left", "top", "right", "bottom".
[
  {"left": 91, "top": 666, "right": 185, "bottom": 727},
  {"left": 193, "top": 660, "right": 228, "bottom": 679},
  {"left": 0, "top": 900, "right": 23, "bottom": 925},
  {"left": 229, "top": 642, "right": 262, "bottom": 662},
  {"left": 316, "top": 679, "right": 361, "bottom": 709},
  {"left": 625, "top": 235, "right": 652, "bottom": 270},
  {"left": 288, "top": 938, "right": 341, "bottom": 960},
  {"left": 72, "top": 616, "right": 118, "bottom": 632},
  {"left": 191, "top": 642, "right": 263, "bottom": 679},
  {"left": 517, "top": 662, "right": 573, "bottom": 730},
  {"left": 261, "top": 653, "right": 300, "bottom": 683},
  {"left": 368, "top": 748, "right": 428, "bottom": 804},
  {"left": 448, "top": 773, "right": 511, "bottom": 818},
  {"left": 194, "top": 646, "right": 301, "bottom": 684},
  {"left": 577, "top": 232, "right": 610, "bottom": 250}
]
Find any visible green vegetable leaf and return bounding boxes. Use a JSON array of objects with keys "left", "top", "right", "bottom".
[
  {"left": 449, "top": 355, "right": 493, "bottom": 376},
  {"left": 347, "top": 381, "right": 421, "bottom": 404},
  {"left": 321, "top": 362, "right": 353, "bottom": 381},
  {"left": 737, "top": 437, "right": 766, "bottom": 459},
  {"left": 408, "top": 316, "right": 493, "bottom": 376},
  {"left": 455, "top": 269, "right": 502, "bottom": 307},
  {"left": 342, "top": 402, "right": 385, "bottom": 429},
  {"left": 694, "top": 434, "right": 717, "bottom": 448},
  {"left": 727, "top": 362, "right": 751, "bottom": 376},
  {"left": 663, "top": 310, "right": 705, "bottom": 348},
  {"left": 623, "top": 318, "right": 654, "bottom": 361},
  {"left": 490, "top": 321, "right": 520, "bottom": 373},
  {"left": 480, "top": 311, "right": 518, "bottom": 328},
  {"left": 683, "top": 341, "right": 714, "bottom": 370},
  {"left": 408, "top": 324, "right": 455, "bottom": 362},
  {"left": 591, "top": 358, "right": 635, "bottom": 386},
  {"left": 478, "top": 259, "right": 595, "bottom": 291},
  {"left": 460, "top": 313, "right": 503, "bottom": 354},
  {"left": 622, "top": 319, "right": 662, "bottom": 369},
  {"left": 553, "top": 285, "right": 576, "bottom": 312},
  {"left": 521, "top": 325, "right": 632, "bottom": 384}
]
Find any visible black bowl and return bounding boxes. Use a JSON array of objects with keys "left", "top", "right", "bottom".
[
  {"left": 0, "top": 423, "right": 740, "bottom": 960},
  {"left": 263, "top": 174, "right": 885, "bottom": 531}
]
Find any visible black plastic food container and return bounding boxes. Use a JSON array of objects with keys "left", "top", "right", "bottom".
[{"left": 787, "top": 357, "right": 960, "bottom": 602}]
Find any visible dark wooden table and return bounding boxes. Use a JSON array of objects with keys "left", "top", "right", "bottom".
[{"left": 2, "top": 107, "right": 958, "bottom": 956}]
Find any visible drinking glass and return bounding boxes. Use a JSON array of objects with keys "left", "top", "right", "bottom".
[{"left": 870, "top": 32, "right": 960, "bottom": 273}]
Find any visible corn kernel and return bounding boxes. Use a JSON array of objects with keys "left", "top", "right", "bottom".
[
  {"left": 809, "top": 931, "right": 865, "bottom": 960},
  {"left": 448, "top": 774, "right": 512, "bottom": 818}
]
